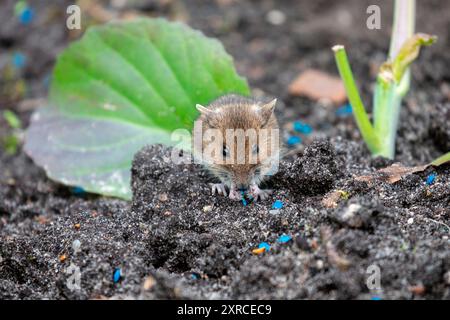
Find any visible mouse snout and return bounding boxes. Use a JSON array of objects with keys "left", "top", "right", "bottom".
[
  {"left": 233, "top": 166, "right": 252, "bottom": 191},
  {"left": 237, "top": 183, "right": 248, "bottom": 191}
]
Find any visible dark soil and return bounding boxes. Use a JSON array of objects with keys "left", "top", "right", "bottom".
[{"left": 0, "top": 0, "right": 449, "bottom": 299}]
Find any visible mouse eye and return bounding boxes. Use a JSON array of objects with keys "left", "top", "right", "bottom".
[
  {"left": 223, "top": 145, "right": 230, "bottom": 158},
  {"left": 252, "top": 144, "right": 259, "bottom": 154}
]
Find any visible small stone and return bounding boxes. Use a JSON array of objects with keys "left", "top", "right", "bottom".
[
  {"left": 203, "top": 205, "right": 213, "bottom": 213},
  {"left": 158, "top": 193, "right": 168, "bottom": 202},
  {"left": 295, "top": 235, "right": 310, "bottom": 251},
  {"left": 72, "top": 239, "right": 81, "bottom": 254},
  {"left": 142, "top": 276, "right": 156, "bottom": 290},
  {"left": 407, "top": 217, "right": 414, "bottom": 224},
  {"left": 288, "top": 69, "right": 347, "bottom": 105},
  {"left": 342, "top": 203, "right": 361, "bottom": 221},
  {"left": 409, "top": 284, "right": 425, "bottom": 295},
  {"left": 444, "top": 271, "right": 450, "bottom": 285},
  {"left": 316, "top": 260, "right": 324, "bottom": 269},
  {"left": 266, "top": 10, "right": 286, "bottom": 25}
]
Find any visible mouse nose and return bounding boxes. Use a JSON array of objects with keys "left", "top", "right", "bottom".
[{"left": 237, "top": 184, "right": 247, "bottom": 191}]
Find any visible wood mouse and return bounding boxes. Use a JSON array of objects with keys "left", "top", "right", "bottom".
[{"left": 193, "top": 94, "right": 280, "bottom": 201}]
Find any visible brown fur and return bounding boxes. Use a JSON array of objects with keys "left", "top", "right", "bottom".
[{"left": 193, "top": 94, "right": 280, "bottom": 189}]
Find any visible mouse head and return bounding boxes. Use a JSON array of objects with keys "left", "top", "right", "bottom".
[{"left": 195, "top": 96, "right": 279, "bottom": 190}]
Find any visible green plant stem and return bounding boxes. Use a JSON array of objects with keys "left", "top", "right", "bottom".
[
  {"left": 372, "top": 82, "right": 402, "bottom": 158},
  {"left": 389, "top": 0, "right": 416, "bottom": 60},
  {"left": 332, "top": 45, "right": 380, "bottom": 154},
  {"left": 372, "top": 0, "right": 416, "bottom": 159}
]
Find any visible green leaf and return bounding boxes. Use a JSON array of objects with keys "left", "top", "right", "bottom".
[
  {"left": 2, "top": 134, "right": 20, "bottom": 155},
  {"left": 430, "top": 152, "right": 450, "bottom": 167},
  {"left": 3, "top": 110, "right": 22, "bottom": 129},
  {"left": 24, "top": 18, "right": 250, "bottom": 200},
  {"left": 392, "top": 33, "right": 437, "bottom": 82},
  {"left": 380, "top": 33, "right": 437, "bottom": 85}
]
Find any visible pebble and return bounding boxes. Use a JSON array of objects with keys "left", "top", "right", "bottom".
[
  {"left": 266, "top": 10, "right": 286, "bottom": 25},
  {"left": 316, "top": 260, "right": 324, "bottom": 269},
  {"left": 409, "top": 284, "right": 425, "bottom": 295},
  {"left": 203, "top": 205, "right": 213, "bottom": 213},
  {"left": 143, "top": 276, "right": 156, "bottom": 290},
  {"left": 72, "top": 239, "right": 81, "bottom": 254},
  {"left": 444, "top": 271, "right": 450, "bottom": 285},
  {"left": 295, "top": 235, "right": 310, "bottom": 251},
  {"left": 407, "top": 217, "right": 414, "bottom": 225},
  {"left": 158, "top": 193, "right": 168, "bottom": 202},
  {"left": 288, "top": 69, "right": 347, "bottom": 105}
]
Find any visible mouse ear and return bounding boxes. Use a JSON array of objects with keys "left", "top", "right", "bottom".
[
  {"left": 196, "top": 104, "right": 214, "bottom": 116},
  {"left": 259, "top": 98, "right": 277, "bottom": 125}
]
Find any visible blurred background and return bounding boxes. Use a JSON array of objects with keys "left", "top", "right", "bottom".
[{"left": 1, "top": 0, "right": 449, "bottom": 161}]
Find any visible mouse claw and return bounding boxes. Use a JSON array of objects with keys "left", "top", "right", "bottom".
[
  {"left": 211, "top": 183, "right": 228, "bottom": 196},
  {"left": 228, "top": 188, "right": 242, "bottom": 201},
  {"left": 250, "top": 184, "right": 272, "bottom": 201}
]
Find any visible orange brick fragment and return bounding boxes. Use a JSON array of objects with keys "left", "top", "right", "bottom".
[{"left": 288, "top": 69, "right": 347, "bottom": 105}]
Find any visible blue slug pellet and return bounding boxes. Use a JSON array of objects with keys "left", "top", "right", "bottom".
[
  {"left": 19, "top": 7, "right": 34, "bottom": 25},
  {"left": 293, "top": 121, "right": 312, "bottom": 135},
  {"left": 336, "top": 103, "right": 352, "bottom": 116},
  {"left": 287, "top": 136, "right": 301, "bottom": 146},
  {"left": 113, "top": 268, "right": 121, "bottom": 283},
  {"left": 272, "top": 200, "right": 283, "bottom": 210},
  {"left": 277, "top": 234, "right": 292, "bottom": 243},
  {"left": 426, "top": 173, "right": 436, "bottom": 185},
  {"left": 12, "top": 53, "right": 26, "bottom": 69}
]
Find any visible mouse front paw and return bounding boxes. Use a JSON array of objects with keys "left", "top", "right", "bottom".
[
  {"left": 210, "top": 183, "right": 228, "bottom": 196},
  {"left": 228, "top": 188, "right": 242, "bottom": 201},
  {"left": 250, "top": 184, "right": 272, "bottom": 201}
]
